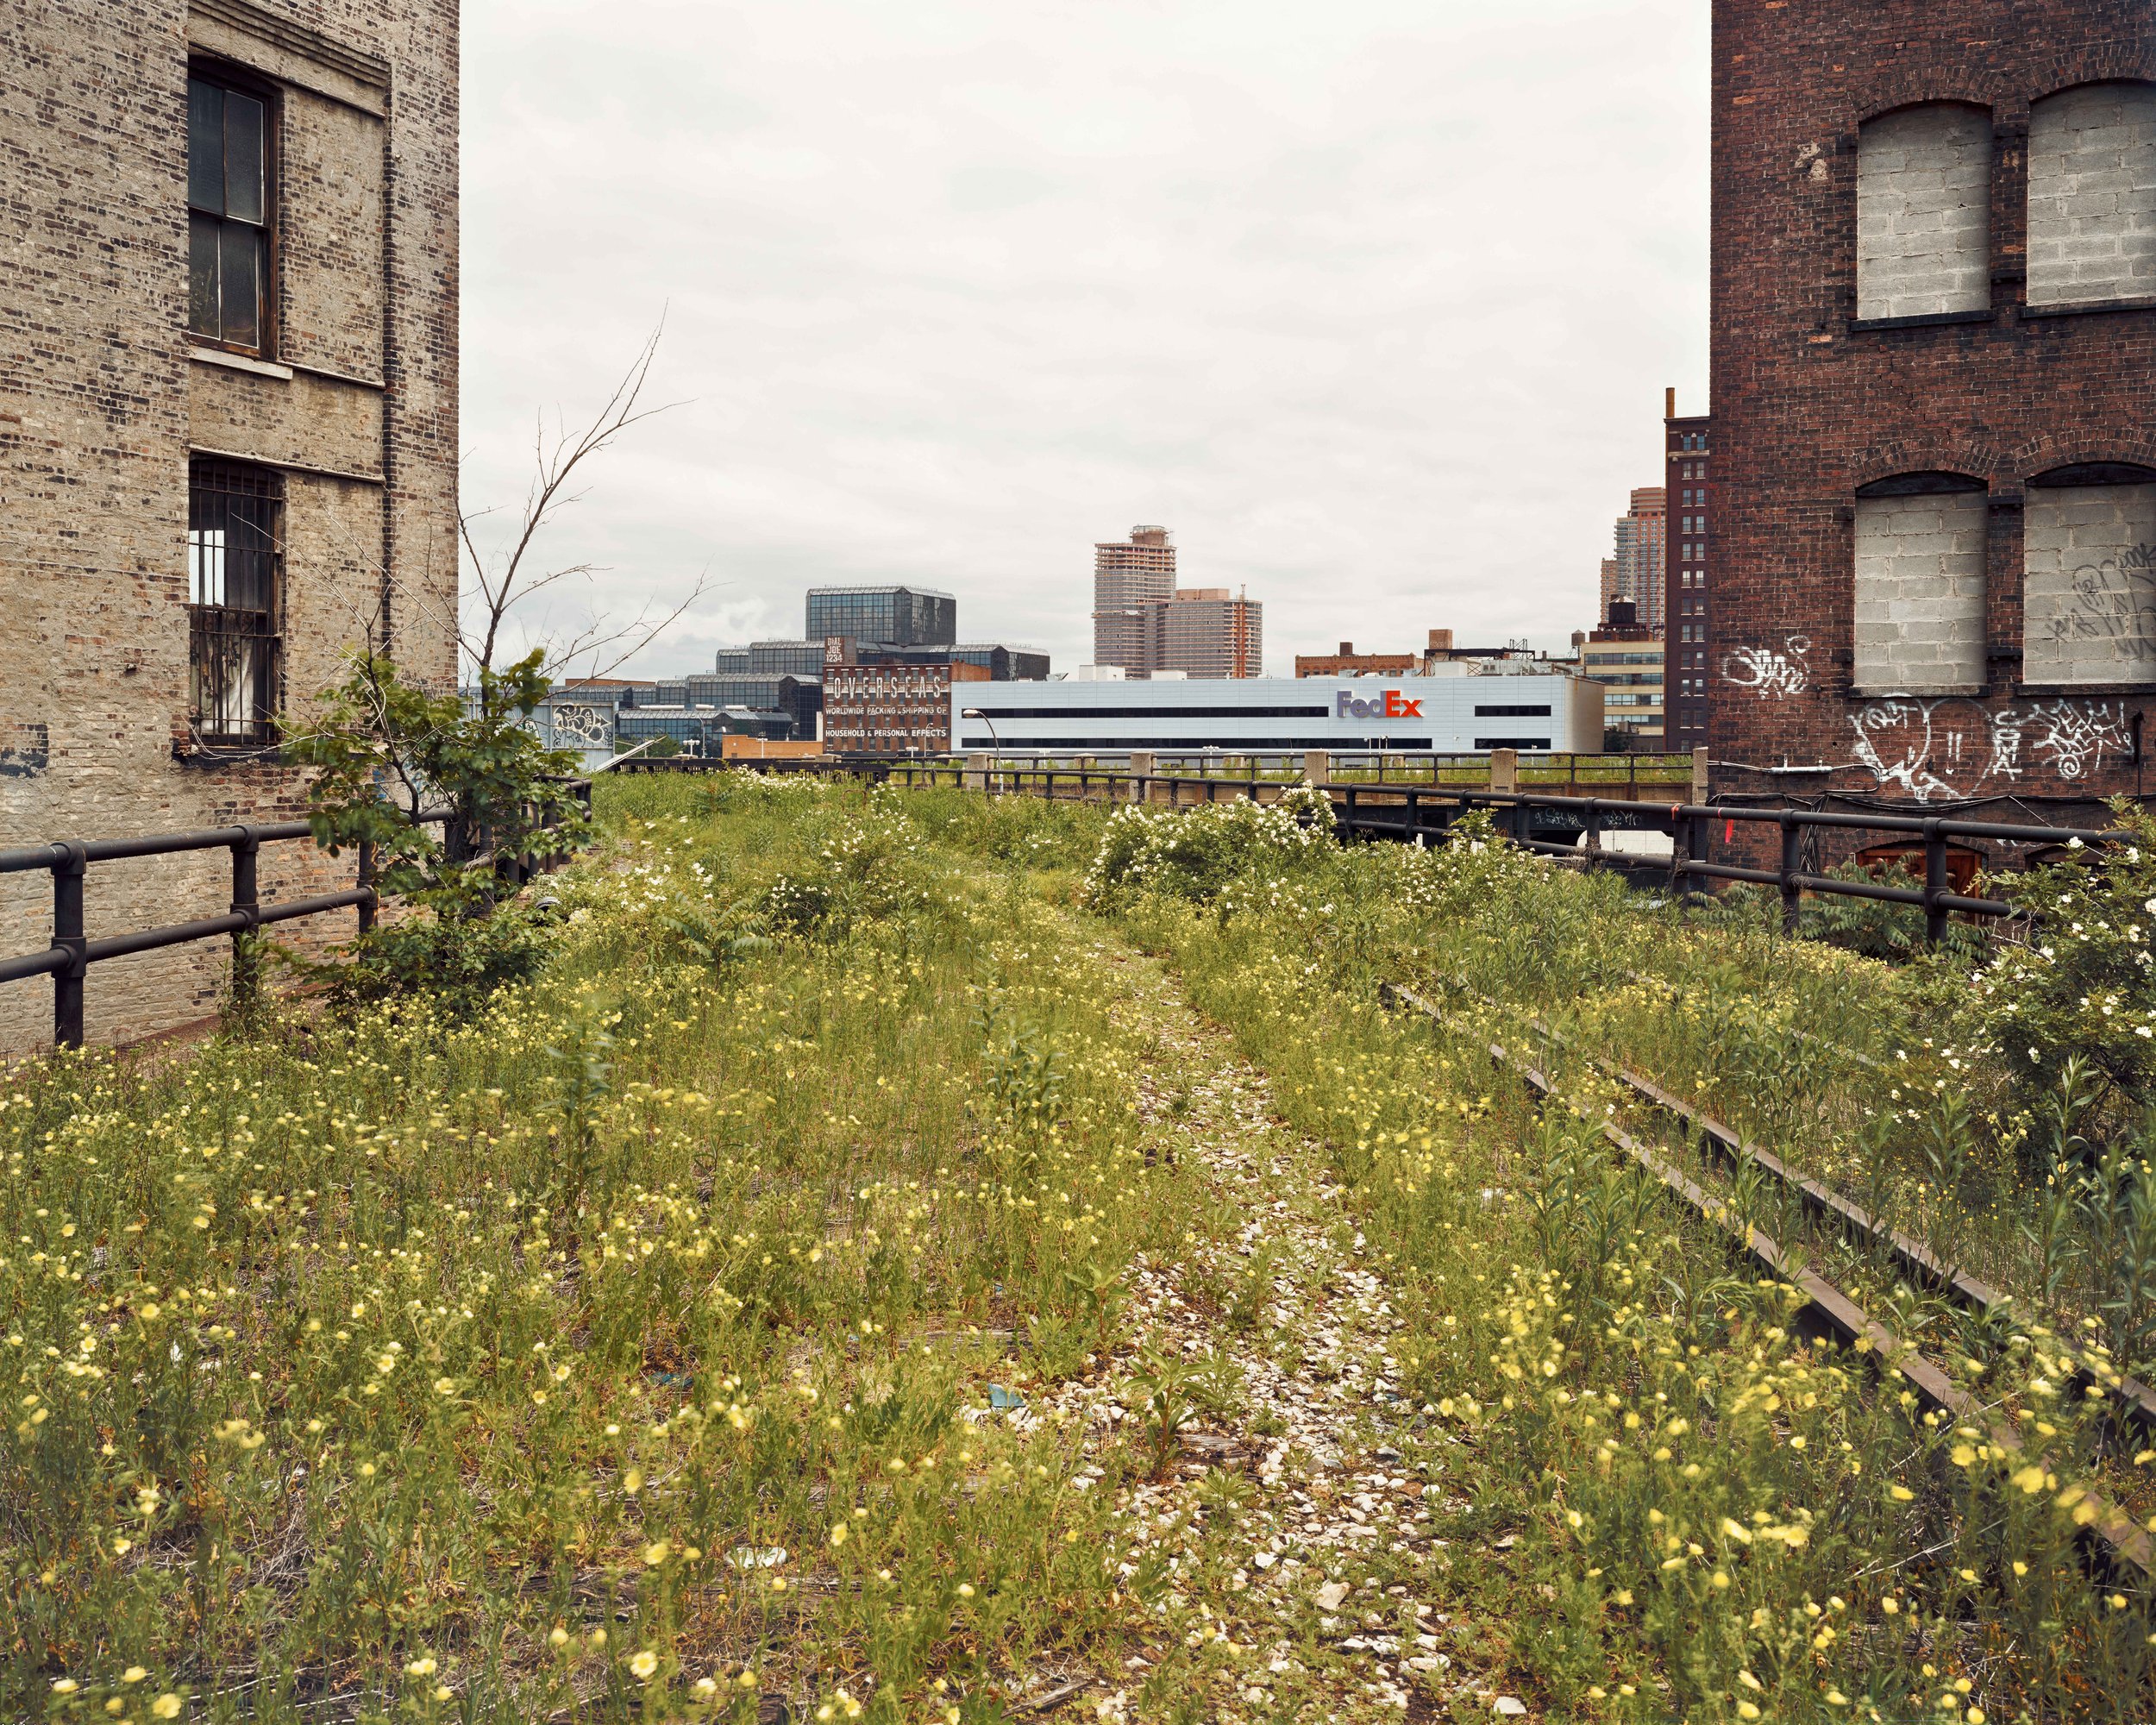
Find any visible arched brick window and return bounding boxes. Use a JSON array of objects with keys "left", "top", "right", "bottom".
[
  {"left": 1856, "top": 104, "right": 1992, "bottom": 320},
  {"left": 1852, "top": 473, "right": 1987, "bottom": 692},
  {"left": 2028, "top": 82, "right": 2156, "bottom": 309},
  {"left": 2023, "top": 462, "right": 2156, "bottom": 684}
]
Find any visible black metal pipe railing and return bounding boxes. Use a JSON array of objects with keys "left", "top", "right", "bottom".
[
  {"left": 634, "top": 753, "right": 2122, "bottom": 942},
  {"left": 2, "top": 794, "right": 582, "bottom": 1051}
]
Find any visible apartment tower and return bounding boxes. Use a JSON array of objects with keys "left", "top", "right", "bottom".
[
  {"left": 1598, "top": 489, "right": 1668, "bottom": 633},
  {"left": 1092, "top": 526, "right": 1177, "bottom": 670},
  {"left": 1665, "top": 393, "right": 1713, "bottom": 752}
]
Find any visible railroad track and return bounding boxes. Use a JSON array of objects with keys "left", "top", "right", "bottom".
[{"left": 1376, "top": 979, "right": 2155, "bottom": 1580}]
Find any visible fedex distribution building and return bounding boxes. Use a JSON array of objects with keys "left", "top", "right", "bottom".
[{"left": 950, "top": 674, "right": 1601, "bottom": 756}]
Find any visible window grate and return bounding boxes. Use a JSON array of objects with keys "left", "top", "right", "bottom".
[{"left": 188, "top": 459, "right": 283, "bottom": 748}]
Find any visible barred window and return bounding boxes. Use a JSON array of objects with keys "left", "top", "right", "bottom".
[
  {"left": 188, "top": 72, "right": 272, "bottom": 351},
  {"left": 188, "top": 459, "right": 282, "bottom": 747}
]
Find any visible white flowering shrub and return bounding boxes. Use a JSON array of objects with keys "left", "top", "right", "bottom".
[
  {"left": 762, "top": 806, "right": 926, "bottom": 939},
  {"left": 1969, "top": 801, "right": 2156, "bottom": 1113},
  {"left": 1080, "top": 782, "right": 1337, "bottom": 907}
]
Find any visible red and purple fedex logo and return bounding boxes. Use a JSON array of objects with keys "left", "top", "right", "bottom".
[{"left": 1335, "top": 688, "right": 1424, "bottom": 719}]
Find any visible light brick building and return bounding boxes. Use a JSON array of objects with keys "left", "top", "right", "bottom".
[
  {"left": 1708, "top": 0, "right": 2156, "bottom": 826},
  {"left": 0, "top": 0, "right": 460, "bottom": 1051},
  {"left": 1152, "top": 588, "right": 1263, "bottom": 679}
]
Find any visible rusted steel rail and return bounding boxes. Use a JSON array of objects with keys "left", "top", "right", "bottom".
[
  {"left": 1378, "top": 980, "right": 2154, "bottom": 1579},
  {"left": 1435, "top": 981, "right": 2156, "bottom": 1435}
]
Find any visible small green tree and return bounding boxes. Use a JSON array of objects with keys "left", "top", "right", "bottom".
[
  {"left": 279, "top": 323, "right": 698, "bottom": 1011},
  {"left": 285, "top": 647, "right": 589, "bottom": 901},
  {"left": 280, "top": 650, "right": 591, "bottom": 1012}
]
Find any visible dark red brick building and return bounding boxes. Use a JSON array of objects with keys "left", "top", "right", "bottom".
[
  {"left": 1665, "top": 393, "right": 1713, "bottom": 753},
  {"left": 1708, "top": 2, "right": 2156, "bottom": 825}
]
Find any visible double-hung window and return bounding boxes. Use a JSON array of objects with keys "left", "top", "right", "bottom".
[{"left": 188, "top": 72, "right": 272, "bottom": 351}]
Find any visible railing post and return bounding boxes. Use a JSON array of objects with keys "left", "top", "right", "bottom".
[
  {"left": 1923, "top": 817, "right": 1947, "bottom": 946},
  {"left": 53, "top": 842, "right": 86, "bottom": 1050},
  {"left": 357, "top": 839, "right": 377, "bottom": 935},
  {"left": 1343, "top": 783, "right": 1358, "bottom": 840},
  {"left": 1779, "top": 810, "right": 1802, "bottom": 936},
  {"left": 1127, "top": 751, "right": 1152, "bottom": 803},
  {"left": 1584, "top": 797, "right": 1601, "bottom": 857},
  {"left": 230, "top": 824, "right": 262, "bottom": 1013},
  {"left": 1691, "top": 744, "right": 1709, "bottom": 806},
  {"left": 1405, "top": 787, "right": 1420, "bottom": 843}
]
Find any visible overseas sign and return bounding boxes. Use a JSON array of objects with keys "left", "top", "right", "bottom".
[{"left": 1335, "top": 688, "right": 1425, "bottom": 719}]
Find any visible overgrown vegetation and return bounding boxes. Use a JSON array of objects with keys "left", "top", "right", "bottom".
[
  {"left": 9, "top": 773, "right": 2156, "bottom": 1722},
  {"left": 0, "top": 777, "right": 1208, "bottom": 1721},
  {"left": 1097, "top": 788, "right": 2156, "bottom": 1720}
]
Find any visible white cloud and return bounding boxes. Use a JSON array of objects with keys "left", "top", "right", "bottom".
[{"left": 462, "top": 0, "right": 1709, "bottom": 676}]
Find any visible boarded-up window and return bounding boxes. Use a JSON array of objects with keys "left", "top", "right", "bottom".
[
  {"left": 2023, "top": 470, "right": 2156, "bottom": 684},
  {"left": 1852, "top": 478, "right": 1987, "bottom": 691},
  {"left": 1856, "top": 105, "right": 1991, "bottom": 320},
  {"left": 2028, "top": 83, "right": 2156, "bottom": 308}
]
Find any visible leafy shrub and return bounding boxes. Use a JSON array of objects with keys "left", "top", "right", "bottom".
[
  {"left": 907, "top": 786, "right": 1094, "bottom": 869},
  {"left": 1081, "top": 782, "right": 1335, "bottom": 906},
  {"left": 312, "top": 885, "right": 561, "bottom": 1019},
  {"left": 762, "top": 808, "right": 924, "bottom": 938},
  {"left": 1967, "top": 800, "right": 2156, "bottom": 1116}
]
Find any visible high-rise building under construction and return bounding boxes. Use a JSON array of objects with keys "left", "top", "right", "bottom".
[
  {"left": 1090, "top": 526, "right": 1263, "bottom": 677},
  {"left": 1092, "top": 526, "right": 1177, "bottom": 668}
]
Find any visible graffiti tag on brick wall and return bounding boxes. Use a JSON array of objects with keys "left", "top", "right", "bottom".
[
  {"left": 1720, "top": 636, "right": 1811, "bottom": 699},
  {"left": 2045, "top": 542, "right": 2156, "bottom": 656},
  {"left": 1847, "top": 697, "right": 2133, "bottom": 803}
]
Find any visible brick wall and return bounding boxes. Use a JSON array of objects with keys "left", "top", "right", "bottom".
[
  {"left": 0, "top": 0, "right": 458, "bottom": 1055},
  {"left": 1708, "top": 0, "right": 2156, "bottom": 831}
]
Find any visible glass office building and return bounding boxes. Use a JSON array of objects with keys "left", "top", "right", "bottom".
[
  {"left": 805, "top": 585, "right": 956, "bottom": 649},
  {"left": 748, "top": 639, "right": 828, "bottom": 677}
]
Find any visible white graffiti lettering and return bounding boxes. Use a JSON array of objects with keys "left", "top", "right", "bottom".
[
  {"left": 1847, "top": 697, "right": 2133, "bottom": 803},
  {"left": 1848, "top": 701, "right": 1959, "bottom": 803},
  {"left": 1720, "top": 635, "right": 1811, "bottom": 699},
  {"left": 549, "top": 703, "right": 611, "bottom": 749},
  {"left": 2027, "top": 699, "right": 2132, "bottom": 780}
]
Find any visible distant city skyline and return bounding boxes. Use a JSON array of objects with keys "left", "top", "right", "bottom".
[{"left": 461, "top": 0, "right": 1709, "bottom": 681}]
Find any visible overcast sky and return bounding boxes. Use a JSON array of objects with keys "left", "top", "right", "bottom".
[{"left": 461, "top": 0, "right": 1710, "bottom": 679}]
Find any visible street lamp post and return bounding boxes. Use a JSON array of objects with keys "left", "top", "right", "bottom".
[{"left": 961, "top": 707, "right": 999, "bottom": 793}]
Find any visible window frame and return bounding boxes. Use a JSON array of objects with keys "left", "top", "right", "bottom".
[
  {"left": 186, "top": 457, "right": 285, "bottom": 752},
  {"left": 185, "top": 59, "right": 280, "bottom": 359}
]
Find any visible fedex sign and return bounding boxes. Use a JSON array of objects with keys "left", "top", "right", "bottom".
[{"left": 1336, "top": 688, "right": 1424, "bottom": 719}]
